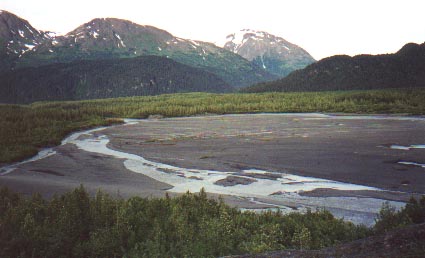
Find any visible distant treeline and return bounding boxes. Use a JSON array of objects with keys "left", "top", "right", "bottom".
[{"left": 1, "top": 89, "right": 425, "bottom": 164}]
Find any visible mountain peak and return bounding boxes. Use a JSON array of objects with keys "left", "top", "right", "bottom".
[
  {"left": 0, "top": 10, "right": 50, "bottom": 59},
  {"left": 67, "top": 17, "right": 170, "bottom": 36},
  {"left": 0, "top": 10, "right": 18, "bottom": 17},
  {"left": 73, "top": 17, "right": 142, "bottom": 32},
  {"left": 223, "top": 29, "right": 310, "bottom": 60},
  {"left": 396, "top": 42, "right": 425, "bottom": 56},
  {"left": 59, "top": 17, "right": 174, "bottom": 50},
  {"left": 222, "top": 29, "right": 315, "bottom": 77},
  {"left": 0, "top": 10, "right": 38, "bottom": 39},
  {"left": 223, "top": 29, "right": 289, "bottom": 54}
]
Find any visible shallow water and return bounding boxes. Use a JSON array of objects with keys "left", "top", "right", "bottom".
[
  {"left": 398, "top": 161, "right": 425, "bottom": 168},
  {"left": 2, "top": 113, "right": 419, "bottom": 225},
  {"left": 0, "top": 149, "right": 57, "bottom": 175},
  {"left": 69, "top": 133, "right": 379, "bottom": 196},
  {"left": 391, "top": 144, "right": 425, "bottom": 150}
]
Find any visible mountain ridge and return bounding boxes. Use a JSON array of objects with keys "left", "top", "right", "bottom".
[
  {"left": 0, "top": 13, "right": 277, "bottom": 87},
  {"left": 243, "top": 42, "right": 425, "bottom": 93}
]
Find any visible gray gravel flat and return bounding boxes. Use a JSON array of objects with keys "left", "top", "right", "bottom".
[{"left": 105, "top": 114, "right": 425, "bottom": 195}]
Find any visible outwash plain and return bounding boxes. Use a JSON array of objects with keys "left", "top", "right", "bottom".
[{"left": 3, "top": 112, "right": 425, "bottom": 226}]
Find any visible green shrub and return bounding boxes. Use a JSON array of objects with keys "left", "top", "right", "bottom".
[
  {"left": 0, "top": 186, "right": 371, "bottom": 258},
  {"left": 374, "top": 196, "right": 425, "bottom": 234}
]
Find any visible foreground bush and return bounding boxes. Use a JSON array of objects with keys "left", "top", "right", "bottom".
[
  {"left": 374, "top": 196, "right": 425, "bottom": 234},
  {"left": 0, "top": 186, "right": 370, "bottom": 258}
]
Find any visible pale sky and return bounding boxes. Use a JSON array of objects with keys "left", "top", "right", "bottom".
[{"left": 2, "top": 0, "right": 424, "bottom": 60}]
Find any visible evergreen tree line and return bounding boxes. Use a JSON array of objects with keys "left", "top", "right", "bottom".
[
  {"left": 1, "top": 186, "right": 424, "bottom": 258},
  {"left": 0, "top": 186, "right": 369, "bottom": 258}
]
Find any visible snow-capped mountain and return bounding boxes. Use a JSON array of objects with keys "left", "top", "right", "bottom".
[
  {"left": 37, "top": 17, "right": 230, "bottom": 62},
  {"left": 221, "top": 29, "right": 315, "bottom": 77},
  {"left": 7, "top": 17, "right": 275, "bottom": 87},
  {"left": 0, "top": 10, "right": 54, "bottom": 71},
  {"left": 0, "top": 10, "right": 51, "bottom": 57}
]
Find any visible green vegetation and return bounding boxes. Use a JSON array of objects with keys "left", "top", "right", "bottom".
[
  {"left": 0, "top": 104, "right": 122, "bottom": 164},
  {"left": 0, "top": 186, "right": 370, "bottom": 258},
  {"left": 1, "top": 186, "right": 423, "bottom": 258},
  {"left": 374, "top": 196, "right": 425, "bottom": 234},
  {"left": 1, "top": 89, "right": 425, "bottom": 164}
]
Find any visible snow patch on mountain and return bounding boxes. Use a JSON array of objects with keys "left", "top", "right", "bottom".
[
  {"left": 114, "top": 33, "right": 126, "bottom": 48},
  {"left": 24, "top": 44, "right": 35, "bottom": 50},
  {"left": 44, "top": 31, "right": 57, "bottom": 38}
]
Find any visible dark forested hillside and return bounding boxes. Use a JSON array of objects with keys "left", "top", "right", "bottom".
[
  {"left": 0, "top": 56, "right": 232, "bottom": 104},
  {"left": 244, "top": 42, "right": 425, "bottom": 93}
]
